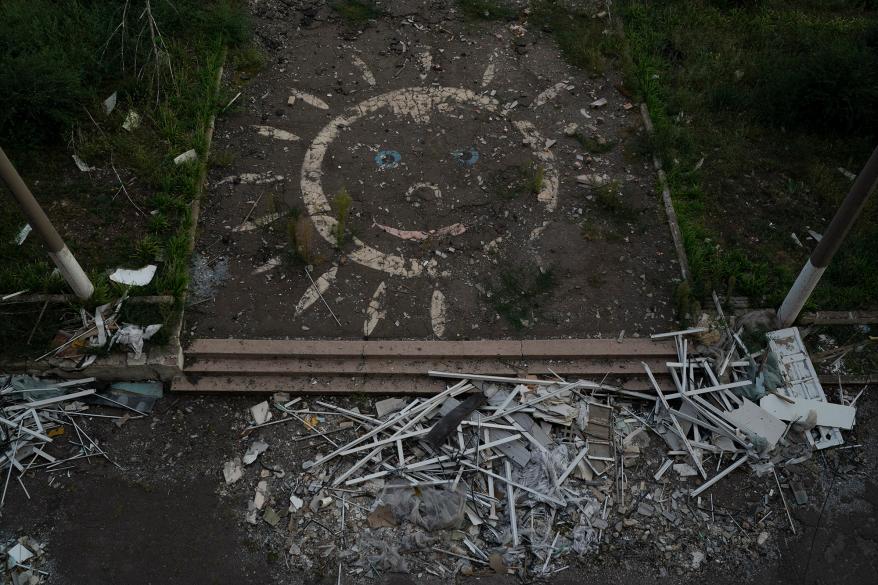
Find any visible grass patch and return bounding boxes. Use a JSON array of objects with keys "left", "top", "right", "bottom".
[
  {"left": 531, "top": 0, "right": 622, "bottom": 73},
  {"left": 488, "top": 264, "right": 557, "bottom": 329},
  {"left": 620, "top": 0, "right": 878, "bottom": 309},
  {"left": 574, "top": 132, "right": 615, "bottom": 154},
  {"left": 581, "top": 218, "right": 621, "bottom": 242},
  {"left": 491, "top": 163, "right": 545, "bottom": 199},
  {"left": 593, "top": 180, "right": 640, "bottom": 222},
  {"left": 0, "top": 0, "right": 249, "bottom": 356},
  {"left": 456, "top": 0, "right": 519, "bottom": 21},
  {"left": 331, "top": 0, "right": 383, "bottom": 24}
]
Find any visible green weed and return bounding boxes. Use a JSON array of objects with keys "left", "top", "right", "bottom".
[
  {"left": 334, "top": 189, "right": 353, "bottom": 249},
  {"left": 488, "top": 264, "right": 557, "bottom": 329},
  {"left": 331, "top": 0, "right": 383, "bottom": 24},
  {"left": 531, "top": 0, "right": 621, "bottom": 73},
  {"left": 456, "top": 0, "right": 519, "bottom": 20}
]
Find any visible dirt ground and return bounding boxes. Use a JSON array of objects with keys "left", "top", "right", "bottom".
[
  {"left": 2, "top": 390, "right": 876, "bottom": 585},
  {"left": 185, "top": 0, "right": 677, "bottom": 341}
]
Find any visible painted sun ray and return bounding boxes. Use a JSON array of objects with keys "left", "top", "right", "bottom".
[
  {"left": 430, "top": 289, "right": 447, "bottom": 338},
  {"left": 481, "top": 62, "right": 496, "bottom": 87},
  {"left": 288, "top": 89, "right": 329, "bottom": 110},
  {"left": 294, "top": 265, "right": 338, "bottom": 317},
  {"left": 252, "top": 256, "right": 283, "bottom": 275},
  {"left": 252, "top": 125, "right": 300, "bottom": 141},
  {"left": 351, "top": 55, "right": 376, "bottom": 87},
  {"left": 417, "top": 49, "right": 433, "bottom": 81},
  {"left": 233, "top": 210, "right": 285, "bottom": 232},
  {"left": 531, "top": 80, "right": 571, "bottom": 108},
  {"left": 363, "top": 281, "right": 387, "bottom": 336}
]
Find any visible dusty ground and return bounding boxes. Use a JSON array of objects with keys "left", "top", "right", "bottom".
[
  {"left": 185, "top": 0, "right": 677, "bottom": 341},
  {"left": 2, "top": 389, "right": 876, "bottom": 585}
]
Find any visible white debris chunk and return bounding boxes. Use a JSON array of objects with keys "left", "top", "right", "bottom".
[
  {"left": 103, "top": 91, "right": 117, "bottom": 115},
  {"left": 109, "top": 265, "right": 157, "bottom": 286},
  {"left": 72, "top": 155, "right": 95, "bottom": 172},
  {"left": 223, "top": 458, "right": 244, "bottom": 484},
  {"left": 250, "top": 401, "right": 272, "bottom": 425},
  {"left": 122, "top": 110, "right": 141, "bottom": 131},
  {"left": 174, "top": 149, "right": 198, "bottom": 165},
  {"left": 243, "top": 440, "right": 269, "bottom": 465}
]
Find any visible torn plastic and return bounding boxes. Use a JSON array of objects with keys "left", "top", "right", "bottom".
[
  {"left": 110, "top": 323, "right": 161, "bottom": 359},
  {"left": 377, "top": 485, "right": 466, "bottom": 531},
  {"left": 362, "top": 538, "right": 409, "bottom": 573},
  {"left": 514, "top": 444, "right": 568, "bottom": 507}
]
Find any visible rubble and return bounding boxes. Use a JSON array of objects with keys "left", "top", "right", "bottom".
[{"left": 222, "top": 323, "right": 855, "bottom": 579}]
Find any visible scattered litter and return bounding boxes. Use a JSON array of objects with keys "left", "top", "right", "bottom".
[
  {"left": 109, "top": 265, "right": 157, "bottom": 287},
  {"left": 590, "top": 97, "right": 608, "bottom": 108}
]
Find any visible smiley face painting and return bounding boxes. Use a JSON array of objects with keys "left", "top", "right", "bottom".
[
  {"left": 297, "top": 84, "right": 561, "bottom": 337},
  {"left": 192, "top": 17, "right": 677, "bottom": 341}
]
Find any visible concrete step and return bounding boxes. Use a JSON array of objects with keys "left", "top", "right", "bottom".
[{"left": 173, "top": 338, "right": 679, "bottom": 394}]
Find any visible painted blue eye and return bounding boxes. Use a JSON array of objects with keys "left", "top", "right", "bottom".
[
  {"left": 451, "top": 147, "right": 479, "bottom": 166},
  {"left": 374, "top": 150, "right": 401, "bottom": 169}
]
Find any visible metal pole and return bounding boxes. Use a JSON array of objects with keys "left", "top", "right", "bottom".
[
  {"left": 0, "top": 147, "right": 94, "bottom": 300},
  {"left": 777, "top": 145, "right": 878, "bottom": 326}
]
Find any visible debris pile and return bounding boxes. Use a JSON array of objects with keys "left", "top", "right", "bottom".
[
  {"left": 1, "top": 375, "right": 157, "bottom": 515},
  {"left": 229, "top": 325, "right": 858, "bottom": 579},
  {"left": 34, "top": 295, "right": 161, "bottom": 369}
]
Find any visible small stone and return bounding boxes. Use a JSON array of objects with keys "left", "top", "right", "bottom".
[
  {"left": 637, "top": 502, "right": 655, "bottom": 517},
  {"left": 757, "top": 531, "right": 769, "bottom": 546},
  {"left": 263, "top": 507, "right": 280, "bottom": 526}
]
